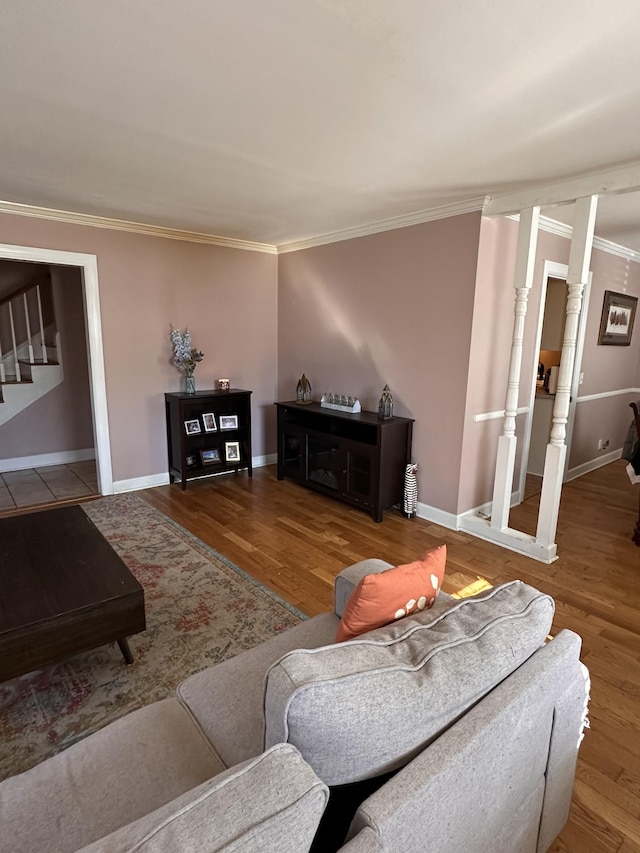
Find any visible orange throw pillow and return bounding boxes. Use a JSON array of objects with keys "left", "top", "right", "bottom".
[{"left": 335, "top": 545, "right": 447, "bottom": 642}]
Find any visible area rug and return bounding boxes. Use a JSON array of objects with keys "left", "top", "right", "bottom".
[{"left": 0, "top": 493, "right": 304, "bottom": 781}]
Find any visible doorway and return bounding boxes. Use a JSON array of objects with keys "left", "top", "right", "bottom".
[{"left": 0, "top": 242, "right": 113, "bottom": 496}]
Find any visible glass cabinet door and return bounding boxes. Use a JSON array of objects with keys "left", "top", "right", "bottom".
[
  {"left": 307, "top": 435, "right": 341, "bottom": 491},
  {"left": 281, "top": 428, "right": 305, "bottom": 478},
  {"left": 344, "top": 447, "right": 374, "bottom": 507}
]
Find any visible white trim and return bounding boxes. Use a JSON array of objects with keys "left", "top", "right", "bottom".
[
  {"left": 564, "top": 448, "right": 622, "bottom": 482},
  {"left": 252, "top": 453, "right": 277, "bottom": 468},
  {"left": 507, "top": 213, "right": 640, "bottom": 263},
  {"left": 575, "top": 387, "right": 640, "bottom": 404},
  {"left": 113, "top": 473, "right": 170, "bottom": 493},
  {"left": 458, "top": 513, "right": 558, "bottom": 563},
  {"left": 415, "top": 500, "right": 459, "bottom": 530},
  {"left": 0, "top": 447, "right": 95, "bottom": 473},
  {"left": 0, "top": 200, "right": 277, "bottom": 254},
  {"left": 473, "top": 406, "right": 528, "bottom": 423},
  {"left": 277, "top": 197, "right": 489, "bottom": 253},
  {"left": 0, "top": 243, "right": 114, "bottom": 496},
  {"left": 485, "top": 161, "right": 640, "bottom": 217},
  {"left": 112, "top": 454, "right": 276, "bottom": 495}
]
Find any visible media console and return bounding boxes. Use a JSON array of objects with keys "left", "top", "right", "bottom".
[{"left": 275, "top": 401, "right": 413, "bottom": 522}]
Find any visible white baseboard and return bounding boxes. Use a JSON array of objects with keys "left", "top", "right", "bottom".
[
  {"left": 415, "top": 501, "right": 460, "bottom": 530},
  {"left": 564, "top": 448, "right": 622, "bottom": 482},
  {"left": 253, "top": 453, "right": 277, "bottom": 468},
  {"left": 111, "top": 454, "right": 276, "bottom": 495},
  {"left": 112, "top": 473, "right": 171, "bottom": 494},
  {"left": 0, "top": 447, "right": 95, "bottom": 473}
]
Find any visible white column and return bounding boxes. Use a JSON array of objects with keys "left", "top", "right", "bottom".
[
  {"left": 536, "top": 195, "right": 598, "bottom": 546},
  {"left": 491, "top": 207, "right": 540, "bottom": 530}
]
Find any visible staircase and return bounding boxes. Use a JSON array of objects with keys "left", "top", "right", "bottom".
[{"left": 0, "top": 272, "right": 64, "bottom": 426}]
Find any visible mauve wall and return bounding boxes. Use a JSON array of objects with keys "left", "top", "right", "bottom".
[
  {"left": 0, "top": 264, "right": 94, "bottom": 459},
  {"left": 458, "top": 215, "right": 640, "bottom": 514},
  {"left": 570, "top": 244, "right": 640, "bottom": 466},
  {"left": 277, "top": 214, "right": 483, "bottom": 513},
  {"left": 0, "top": 213, "right": 278, "bottom": 485}
]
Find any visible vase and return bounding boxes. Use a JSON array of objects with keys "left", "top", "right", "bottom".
[{"left": 184, "top": 373, "right": 196, "bottom": 394}]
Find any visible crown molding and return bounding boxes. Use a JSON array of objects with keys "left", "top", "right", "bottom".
[
  {"left": 277, "top": 196, "right": 490, "bottom": 253},
  {"left": 0, "top": 199, "right": 278, "bottom": 254},
  {"left": 507, "top": 213, "right": 640, "bottom": 263}
]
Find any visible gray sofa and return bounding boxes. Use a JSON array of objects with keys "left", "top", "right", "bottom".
[{"left": 0, "top": 559, "right": 590, "bottom": 852}]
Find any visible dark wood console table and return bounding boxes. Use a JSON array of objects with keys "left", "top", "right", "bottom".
[
  {"left": 0, "top": 505, "right": 146, "bottom": 683},
  {"left": 275, "top": 401, "right": 414, "bottom": 522}
]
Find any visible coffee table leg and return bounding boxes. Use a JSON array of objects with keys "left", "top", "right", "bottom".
[{"left": 117, "top": 638, "right": 134, "bottom": 665}]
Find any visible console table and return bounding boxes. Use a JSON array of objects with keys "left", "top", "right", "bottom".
[
  {"left": 275, "top": 401, "right": 413, "bottom": 522},
  {"left": 165, "top": 389, "right": 253, "bottom": 489}
]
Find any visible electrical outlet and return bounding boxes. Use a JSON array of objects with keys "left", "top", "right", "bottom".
[{"left": 597, "top": 439, "right": 610, "bottom": 451}]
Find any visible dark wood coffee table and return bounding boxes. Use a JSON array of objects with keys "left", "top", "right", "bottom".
[{"left": 0, "top": 504, "right": 146, "bottom": 683}]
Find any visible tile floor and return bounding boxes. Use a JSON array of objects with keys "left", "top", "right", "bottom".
[{"left": 0, "top": 460, "right": 98, "bottom": 513}]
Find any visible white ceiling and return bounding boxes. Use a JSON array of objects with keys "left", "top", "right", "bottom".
[{"left": 2, "top": 0, "right": 640, "bottom": 249}]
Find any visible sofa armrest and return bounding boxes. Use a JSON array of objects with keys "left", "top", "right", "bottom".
[{"left": 334, "top": 559, "right": 394, "bottom": 617}]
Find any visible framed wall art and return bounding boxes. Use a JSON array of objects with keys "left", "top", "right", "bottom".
[{"left": 598, "top": 290, "right": 638, "bottom": 346}]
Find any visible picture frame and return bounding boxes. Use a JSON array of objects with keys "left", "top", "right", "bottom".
[
  {"left": 225, "top": 441, "right": 240, "bottom": 462},
  {"left": 184, "top": 419, "right": 201, "bottom": 435},
  {"left": 185, "top": 454, "right": 198, "bottom": 468},
  {"left": 219, "top": 414, "right": 239, "bottom": 431},
  {"left": 598, "top": 290, "right": 638, "bottom": 346},
  {"left": 202, "top": 412, "right": 217, "bottom": 432},
  {"left": 200, "top": 448, "right": 222, "bottom": 465}
]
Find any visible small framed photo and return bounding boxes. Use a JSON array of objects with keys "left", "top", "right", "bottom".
[
  {"left": 200, "top": 448, "right": 221, "bottom": 465},
  {"left": 219, "top": 414, "right": 239, "bottom": 431},
  {"left": 225, "top": 441, "right": 240, "bottom": 462},
  {"left": 184, "top": 419, "right": 201, "bottom": 435},
  {"left": 202, "top": 412, "right": 217, "bottom": 432},
  {"left": 598, "top": 290, "right": 638, "bottom": 346},
  {"left": 185, "top": 454, "right": 198, "bottom": 468}
]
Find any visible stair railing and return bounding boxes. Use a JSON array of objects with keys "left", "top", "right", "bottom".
[{"left": 0, "top": 272, "right": 55, "bottom": 383}]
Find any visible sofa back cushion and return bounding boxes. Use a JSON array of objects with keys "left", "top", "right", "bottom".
[
  {"left": 264, "top": 580, "right": 554, "bottom": 786},
  {"left": 78, "top": 744, "right": 328, "bottom": 853}
]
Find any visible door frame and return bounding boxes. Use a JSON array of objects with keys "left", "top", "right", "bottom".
[
  {"left": 517, "top": 259, "right": 591, "bottom": 502},
  {"left": 0, "top": 242, "right": 113, "bottom": 494}
]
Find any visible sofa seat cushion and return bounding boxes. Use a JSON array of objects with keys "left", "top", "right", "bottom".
[
  {"left": 78, "top": 744, "right": 329, "bottom": 853},
  {"left": 178, "top": 611, "right": 339, "bottom": 768},
  {"left": 0, "top": 698, "right": 226, "bottom": 853},
  {"left": 264, "top": 580, "right": 554, "bottom": 785}
]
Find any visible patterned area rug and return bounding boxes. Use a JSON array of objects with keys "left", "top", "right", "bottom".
[{"left": 0, "top": 494, "right": 303, "bottom": 781}]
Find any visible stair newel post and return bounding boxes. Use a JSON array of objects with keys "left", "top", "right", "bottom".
[
  {"left": 536, "top": 195, "right": 598, "bottom": 547},
  {"left": 491, "top": 206, "right": 540, "bottom": 531},
  {"left": 36, "top": 284, "right": 48, "bottom": 363},
  {"left": 23, "top": 292, "right": 35, "bottom": 364},
  {"left": 8, "top": 301, "right": 21, "bottom": 382}
]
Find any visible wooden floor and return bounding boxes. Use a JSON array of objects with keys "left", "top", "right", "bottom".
[{"left": 140, "top": 461, "right": 640, "bottom": 852}]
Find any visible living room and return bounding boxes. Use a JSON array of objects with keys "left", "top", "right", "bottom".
[{"left": 2, "top": 2, "right": 640, "bottom": 850}]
